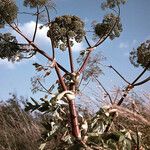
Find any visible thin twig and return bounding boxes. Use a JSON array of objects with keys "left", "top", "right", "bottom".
[
  {"left": 45, "top": 6, "right": 51, "bottom": 23},
  {"left": 78, "top": 72, "right": 84, "bottom": 88},
  {"left": 18, "top": 11, "right": 35, "bottom": 15},
  {"left": 108, "top": 65, "right": 130, "bottom": 84},
  {"left": 13, "top": 22, "right": 21, "bottom": 32},
  {"left": 94, "top": 77, "right": 113, "bottom": 104},
  {"left": 18, "top": 10, "right": 45, "bottom": 15},
  {"left": 133, "top": 76, "right": 150, "bottom": 87},
  {"left": 84, "top": 36, "right": 91, "bottom": 47},
  {"left": 132, "top": 61, "right": 150, "bottom": 85},
  {"left": 32, "top": 6, "right": 39, "bottom": 42},
  {"left": 55, "top": 64, "right": 67, "bottom": 91},
  {"left": 80, "top": 78, "right": 91, "bottom": 92},
  {"left": 37, "top": 79, "right": 52, "bottom": 94},
  {"left": 113, "top": 88, "right": 121, "bottom": 103}
]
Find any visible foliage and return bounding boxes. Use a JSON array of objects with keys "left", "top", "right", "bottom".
[
  {"left": 0, "top": 0, "right": 18, "bottom": 28},
  {"left": 93, "top": 13, "right": 123, "bottom": 40},
  {"left": 101, "top": 0, "right": 127, "bottom": 10},
  {"left": 1, "top": 94, "right": 150, "bottom": 150},
  {"left": 130, "top": 40, "right": 150, "bottom": 69},
  {"left": 0, "top": 33, "right": 20, "bottom": 61},
  {"left": 25, "top": 97, "right": 150, "bottom": 149},
  {"left": 94, "top": 23, "right": 111, "bottom": 39},
  {"left": 0, "top": 33, "right": 35, "bottom": 62},
  {"left": 77, "top": 52, "right": 105, "bottom": 81},
  {"left": 47, "top": 15, "right": 85, "bottom": 50},
  {"left": 23, "top": 0, "right": 52, "bottom": 8}
]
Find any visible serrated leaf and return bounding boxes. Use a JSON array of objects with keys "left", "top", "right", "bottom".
[
  {"left": 31, "top": 97, "right": 38, "bottom": 105},
  {"left": 25, "top": 98, "right": 40, "bottom": 112}
]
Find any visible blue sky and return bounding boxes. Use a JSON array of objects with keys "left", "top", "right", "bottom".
[{"left": 0, "top": 0, "right": 150, "bottom": 101}]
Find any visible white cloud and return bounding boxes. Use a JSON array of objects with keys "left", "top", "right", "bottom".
[
  {"left": 11, "top": 21, "right": 49, "bottom": 46},
  {"left": 72, "top": 41, "right": 85, "bottom": 52},
  {"left": 119, "top": 42, "right": 128, "bottom": 49},
  {"left": 0, "top": 56, "right": 37, "bottom": 69},
  {"left": 11, "top": 21, "right": 85, "bottom": 52}
]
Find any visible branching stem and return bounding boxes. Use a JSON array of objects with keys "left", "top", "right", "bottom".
[{"left": 8, "top": 23, "right": 69, "bottom": 74}]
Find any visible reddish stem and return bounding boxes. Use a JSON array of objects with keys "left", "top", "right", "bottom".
[
  {"left": 55, "top": 64, "right": 67, "bottom": 91},
  {"left": 78, "top": 48, "right": 93, "bottom": 75},
  {"left": 55, "top": 63, "right": 81, "bottom": 139},
  {"left": 8, "top": 23, "right": 69, "bottom": 74},
  {"left": 8, "top": 21, "right": 81, "bottom": 140},
  {"left": 68, "top": 100, "right": 81, "bottom": 139}
]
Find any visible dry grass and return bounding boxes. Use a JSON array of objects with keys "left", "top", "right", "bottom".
[{"left": 0, "top": 95, "right": 41, "bottom": 150}]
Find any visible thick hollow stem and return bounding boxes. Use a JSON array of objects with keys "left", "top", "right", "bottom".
[
  {"left": 68, "top": 100, "right": 81, "bottom": 139},
  {"left": 55, "top": 64, "right": 81, "bottom": 139}
]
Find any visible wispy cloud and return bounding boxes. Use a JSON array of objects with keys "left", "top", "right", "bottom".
[
  {"left": 0, "top": 59, "right": 15, "bottom": 69},
  {"left": 132, "top": 39, "right": 137, "bottom": 46},
  {"left": 119, "top": 42, "right": 129, "bottom": 49}
]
